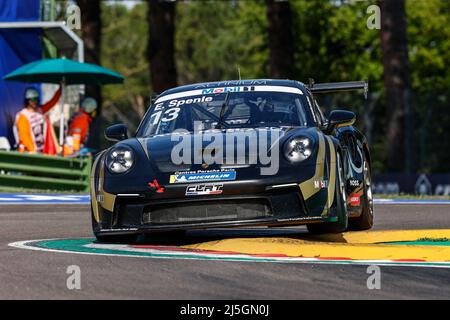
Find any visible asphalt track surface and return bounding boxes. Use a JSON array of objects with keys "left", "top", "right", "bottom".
[{"left": 1, "top": 203, "right": 450, "bottom": 299}]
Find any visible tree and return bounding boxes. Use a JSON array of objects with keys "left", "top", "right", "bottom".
[
  {"left": 266, "top": 0, "right": 294, "bottom": 79},
  {"left": 147, "top": 0, "right": 177, "bottom": 94},
  {"left": 101, "top": 3, "right": 151, "bottom": 136},
  {"left": 77, "top": 0, "right": 102, "bottom": 149},
  {"left": 95, "top": 0, "right": 450, "bottom": 174},
  {"left": 378, "top": 0, "right": 412, "bottom": 173},
  {"left": 406, "top": 0, "right": 450, "bottom": 172},
  {"left": 175, "top": 1, "right": 268, "bottom": 84}
]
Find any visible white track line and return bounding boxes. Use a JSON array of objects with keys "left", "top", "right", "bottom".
[{"left": 8, "top": 238, "right": 450, "bottom": 269}]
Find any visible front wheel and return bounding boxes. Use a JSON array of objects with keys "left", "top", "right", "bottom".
[{"left": 307, "top": 152, "right": 348, "bottom": 234}]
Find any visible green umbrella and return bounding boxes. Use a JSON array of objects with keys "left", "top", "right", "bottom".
[
  {"left": 3, "top": 58, "right": 124, "bottom": 85},
  {"left": 3, "top": 58, "right": 124, "bottom": 149}
]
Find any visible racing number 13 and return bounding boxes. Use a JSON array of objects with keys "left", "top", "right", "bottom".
[{"left": 150, "top": 108, "right": 181, "bottom": 124}]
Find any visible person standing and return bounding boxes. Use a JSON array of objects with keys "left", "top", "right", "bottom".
[
  {"left": 13, "top": 87, "right": 61, "bottom": 153},
  {"left": 68, "top": 97, "right": 97, "bottom": 150}
]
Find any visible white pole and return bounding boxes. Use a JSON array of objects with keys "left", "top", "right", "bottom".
[{"left": 59, "top": 79, "right": 65, "bottom": 151}]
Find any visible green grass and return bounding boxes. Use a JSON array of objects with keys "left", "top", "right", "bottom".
[{"left": 0, "top": 186, "right": 88, "bottom": 194}]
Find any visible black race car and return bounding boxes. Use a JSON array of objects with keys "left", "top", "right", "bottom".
[{"left": 90, "top": 79, "right": 373, "bottom": 243}]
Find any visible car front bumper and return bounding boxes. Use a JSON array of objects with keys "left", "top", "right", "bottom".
[{"left": 92, "top": 184, "right": 337, "bottom": 235}]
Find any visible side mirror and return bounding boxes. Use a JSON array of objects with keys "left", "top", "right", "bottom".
[
  {"left": 327, "top": 110, "right": 356, "bottom": 131},
  {"left": 105, "top": 124, "right": 128, "bottom": 142}
]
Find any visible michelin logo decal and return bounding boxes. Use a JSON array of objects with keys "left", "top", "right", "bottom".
[{"left": 170, "top": 171, "right": 236, "bottom": 184}]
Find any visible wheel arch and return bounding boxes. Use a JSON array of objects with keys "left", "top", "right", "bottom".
[{"left": 363, "top": 143, "right": 372, "bottom": 170}]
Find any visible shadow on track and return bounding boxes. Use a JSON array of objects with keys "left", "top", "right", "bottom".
[{"left": 118, "top": 227, "right": 349, "bottom": 246}]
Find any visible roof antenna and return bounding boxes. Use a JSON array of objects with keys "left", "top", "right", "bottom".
[{"left": 236, "top": 65, "right": 241, "bottom": 80}]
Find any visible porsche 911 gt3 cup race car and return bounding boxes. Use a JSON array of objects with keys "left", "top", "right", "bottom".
[{"left": 90, "top": 79, "right": 373, "bottom": 243}]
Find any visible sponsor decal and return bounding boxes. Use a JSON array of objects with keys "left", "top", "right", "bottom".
[
  {"left": 349, "top": 194, "right": 361, "bottom": 206},
  {"left": 314, "top": 180, "right": 329, "bottom": 189},
  {"left": 170, "top": 171, "right": 236, "bottom": 184},
  {"left": 155, "top": 85, "right": 304, "bottom": 103},
  {"left": 194, "top": 80, "right": 267, "bottom": 88},
  {"left": 349, "top": 180, "right": 360, "bottom": 187},
  {"left": 201, "top": 86, "right": 255, "bottom": 95},
  {"left": 148, "top": 179, "right": 165, "bottom": 193},
  {"left": 185, "top": 184, "right": 224, "bottom": 196}
]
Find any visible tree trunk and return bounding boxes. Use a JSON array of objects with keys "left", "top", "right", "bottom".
[
  {"left": 147, "top": 0, "right": 177, "bottom": 94},
  {"left": 266, "top": 0, "right": 294, "bottom": 79},
  {"left": 378, "top": 0, "right": 412, "bottom": 173},
  {"left": 77, "top": 0, "right": 102, "bottom": 149}
]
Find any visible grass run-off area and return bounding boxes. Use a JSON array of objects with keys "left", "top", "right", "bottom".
[{"left": 0, "top": 187, "right": 87, "bottom": 195}]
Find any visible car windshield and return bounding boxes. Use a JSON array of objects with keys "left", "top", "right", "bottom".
[{"left": 137, "top": 90, "right": 311, "bottom": 136}]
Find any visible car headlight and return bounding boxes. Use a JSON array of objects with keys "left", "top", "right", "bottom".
[
  {"left": 284, "top": 137, "right": 313, "bottom": 163},
  {"left": 105, "top": 146, "right": 134, "bottom": 173}
]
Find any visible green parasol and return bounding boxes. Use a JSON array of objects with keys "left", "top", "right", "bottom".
[{"left": 4, "top": 58, "right": 124, "bottom": 148}]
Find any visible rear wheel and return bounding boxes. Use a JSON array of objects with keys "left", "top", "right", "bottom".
[
  {"left": 348, "top": 159, "right": 374, "bottom": 230},
  {"left": 307, "top": 153, "right": 348, "bottom": 234}
]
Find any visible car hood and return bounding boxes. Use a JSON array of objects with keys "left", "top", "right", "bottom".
[{"left": 112, "top": 126, "right": 320, "bottom": 176}]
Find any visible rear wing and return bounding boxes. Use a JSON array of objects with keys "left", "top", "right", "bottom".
[{"left": 307, "top": 79, "right": 369, "bottom": 99}]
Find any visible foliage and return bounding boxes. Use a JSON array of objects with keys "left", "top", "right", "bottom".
[
  {"left": 98, "top": 0, "right": 450, "bottom": 173},
  {"left": 100, "top": 2, "right": 151, "bottom": 137},
  {"left": 175, "top": 0, "right": 268, "bottom": 84},
  {"left": 406, "top": 0, "right": 450, "bottom": 172}
]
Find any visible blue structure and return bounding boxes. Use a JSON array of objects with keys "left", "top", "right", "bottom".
[{"left": 0, "top": 0, "right": 42, "bottom": 147}]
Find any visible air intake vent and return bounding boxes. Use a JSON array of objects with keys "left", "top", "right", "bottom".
[{"left": 143, "top": 199, "right": 272, "bottom": 225}]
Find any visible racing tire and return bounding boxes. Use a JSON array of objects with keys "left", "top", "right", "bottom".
[
  {"left": 307, "top": 152, "right": 348, "bottom": 234},
  {"left": 348, "top": 158, "right": 374, "bottom": 230}
]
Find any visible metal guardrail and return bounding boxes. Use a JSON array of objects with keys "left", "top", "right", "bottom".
[{"left": 0, "top": 151, "right": 91, "bottom": 192}]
